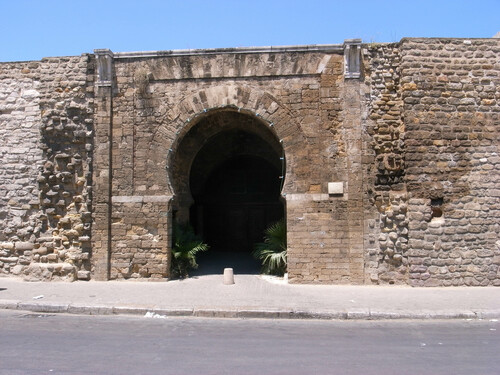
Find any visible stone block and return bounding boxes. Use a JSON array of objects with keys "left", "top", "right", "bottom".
[
  {"left": 15, "top": 242, "right": 34, "bottom": 251},
  {"left": 77, "top": 270, "right": 91, "bottom": 280},
  {"left": 328, "top": 182, "right": 344, "bottom": 195}
]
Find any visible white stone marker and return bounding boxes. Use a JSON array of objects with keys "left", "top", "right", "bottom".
[{"left": 223, "top": 268, "right": 235, "bottom": 285}]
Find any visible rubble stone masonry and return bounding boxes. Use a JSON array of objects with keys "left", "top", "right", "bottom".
[
  {"left": 401, "top": 39, "right": 500, "bottom": 286},
  {"left": 0, "top": 62, "right": 44, "bottom": 277},
  {"left": 0, "top": 38, "right": 498, "bottom": 285},
  {"left": 0, "top": 56, "right": 94, "bottom": 281}
]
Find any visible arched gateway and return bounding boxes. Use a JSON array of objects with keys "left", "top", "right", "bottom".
[
  {"left": 3, "top": 39, "right": 498, "bottom": 286},
  {"left": 91, "top": 45, "right": 367, "bottom": 284},
  {"left": 171, "top": 109, "right": 286, "bottom": 272}
]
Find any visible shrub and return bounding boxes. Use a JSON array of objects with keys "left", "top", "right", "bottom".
[
  {"left": 170, "top": 223, "right": 209, "bottom": 279},
  {"left": 252, "top": 219, "right": 287, "bottom": 276}
]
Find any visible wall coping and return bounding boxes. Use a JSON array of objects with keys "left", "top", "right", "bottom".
[{"left": 112, "top": 44, "right": 344, "bottom": 59}]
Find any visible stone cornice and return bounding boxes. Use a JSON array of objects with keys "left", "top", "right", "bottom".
[{"left": 112, "top": 44, "right": 344, "bottom": 59}]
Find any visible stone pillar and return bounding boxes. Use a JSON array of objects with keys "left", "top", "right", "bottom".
[
  {"left": 343, "top": 78, "right": 365, "bottom": 283},
  {"left": 343, "top": 39, "right": 364, "bottom": 283},
  {"left": 92, "top": 49, "right": 114, "bottom": 280},
  {"left": 344, "top": 39, "right": 362, "bottom": 79},
  {"left": 95, "top": 49, "right": 113, "bottom": 86}
]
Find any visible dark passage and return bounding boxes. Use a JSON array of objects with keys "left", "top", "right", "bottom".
[{"left": 190, "top": 154, "right": 283, "bottom": 275}]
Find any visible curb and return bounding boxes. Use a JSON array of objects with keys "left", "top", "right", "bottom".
[{"left": 1, "top": 300, "right": 499, "bottom": 320}]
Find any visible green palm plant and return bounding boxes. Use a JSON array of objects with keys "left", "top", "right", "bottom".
[
  {"left": 252, "top": 219, "right": 287, "bottom": 276},
  {"left": 170, "top": 223, "right": 209, "bottom": 279}
]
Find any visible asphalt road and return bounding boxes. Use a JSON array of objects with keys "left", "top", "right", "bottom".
[{"left": 0, "top": 310, "right": 499, "bottom": 375}]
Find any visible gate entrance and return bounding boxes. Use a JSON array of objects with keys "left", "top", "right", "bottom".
[
  {"left": 193, "top": 155, "right": 283, "bottom": 253},
  {"left": 172, "top": 110, "right": 285, "bottom": 274}
]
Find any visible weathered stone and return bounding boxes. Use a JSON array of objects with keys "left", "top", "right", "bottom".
[
  {"left": 0, "top": 38, "right": 499, "bottom": 286},
  {"left": 77, "top": 270, "right": 90, "bottom": 280},
  {"left": 14, "top": 242, "right": 34, "bottom": 251},
  {"left": 11, "top": 264, "right": 24, "bottom": 275}
]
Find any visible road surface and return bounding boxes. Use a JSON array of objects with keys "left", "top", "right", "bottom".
[{"left": 0, "top": 310, "right": 499, "bottom": 374}]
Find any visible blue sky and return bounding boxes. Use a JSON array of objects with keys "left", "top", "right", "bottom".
[{"left": 1, "top": 0, "right": 499, "bottom": 62}]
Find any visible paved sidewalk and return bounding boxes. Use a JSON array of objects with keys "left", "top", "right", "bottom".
[{"left": 1, "top": 274, "right": 500, "bottom": 320}]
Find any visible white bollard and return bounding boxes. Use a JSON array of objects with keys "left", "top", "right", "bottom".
[{"left": 223, "top": 268, "right": 235, "bottom": 285}]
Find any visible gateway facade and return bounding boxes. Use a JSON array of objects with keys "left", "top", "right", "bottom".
[{"left": 0, "top": 38, "right": 499, "bottom": 285}]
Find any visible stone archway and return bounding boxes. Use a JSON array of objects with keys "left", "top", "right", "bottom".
[
  {"left": 171, "top": 109, "right": 285, "bottom": 273},
  {"left": 147, "top": 85, "right": 310, "bottom": 278}
]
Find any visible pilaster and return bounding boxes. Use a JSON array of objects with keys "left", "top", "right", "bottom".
[{"left": 91, "top": 49, "right": 114, "bottom": 280}]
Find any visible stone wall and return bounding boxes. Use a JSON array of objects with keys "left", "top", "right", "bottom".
[
  {"left": 400, "top": 38, "right": 500, "bottom": 286},
  {"left": 363, "top": 43, "right": 409, "bottom": 284},
  {"left": 96, "top": 49, "right": 366, "bottom": 283},
  {"left": 0, "top": 38, "right": 498, "bottom": 285},
  {"left": 0, "top": 56, "right": 94, "bottom": 281},
  {"left": 0, "top": 62, "right": 44, "bottom": 276},
  {"left": 36, "top": 55, "right": 95, "bottom": 281},
  {"left": 110, "top": 197, "right": 170, "bottom": 279}
]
